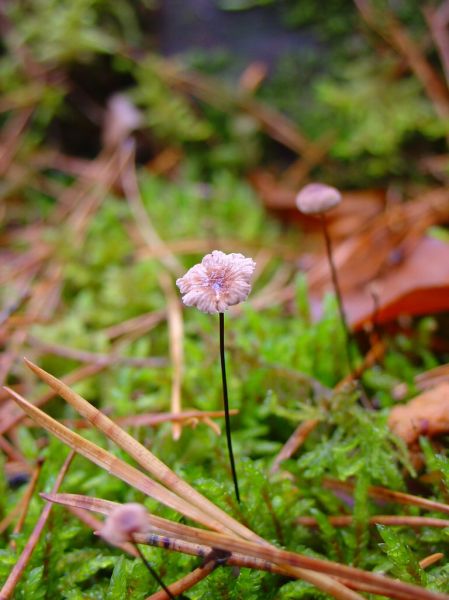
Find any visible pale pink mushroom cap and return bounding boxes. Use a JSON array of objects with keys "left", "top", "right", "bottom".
[
  {"left": 295, "top": 183, "right": 342, "bottom": 215},
  {"left": 99, "top": 503, "right": 149, "bottom": 545},
  {"left": 176, "top": 250, "right": 256, "bottom": 314}
]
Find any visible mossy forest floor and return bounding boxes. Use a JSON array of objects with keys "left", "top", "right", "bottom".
[{"left": 3, "top": 1, "right": 449, "bottom": 598}]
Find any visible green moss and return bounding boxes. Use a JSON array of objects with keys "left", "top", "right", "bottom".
[{"left": 2, "top": 166, "right": 449, "bottom": 598}]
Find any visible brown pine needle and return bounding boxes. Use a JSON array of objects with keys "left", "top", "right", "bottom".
[
  {"left": 7, "top": 369, "right": 362, "bottom": 600},
  {"left": 42, "top": 493, "right": 449, "bottom": 600},
  {"left": 158, "top": 271, "right": 184, "bottom": 441},
  {"left": 27, "top": 336, "right": 166, "bottom": 368},
  {"left": 297, "top": 515, "right": 449, "bottom": 528},
  {"left": 121, "top": 144, "right": 182, "bottom": 277},
  {"left": 271, "top": 419, "right": 319, "bottom": 474},
  {"left": 43, "top": 494, "right": 366, "bottom": 599},
  {"left": 103, "top": 309, "right": 166, "bottom": 340},
  {"left": 10, "top": 459, "right": 43, "bottom": 550},
  {"left": 145, "top": 558, "right": 217, "bottom": 600},
  {"left": 28, "top": 408, "right": 238, "bottom": 430},
  {"left": 20, "top": 360, "right": 259, "bottom": 541},
  {"left": 0, "top": 362, "right": 105, "bottom": 435},
  {"left": 4, "top": 387, "right": 234, "bottom": 533},
  {"left": 324, "top": 477, "right": 449, "bottom": 516},
  {"left": 0, "top": 434, "right": 29, "bottom": 465},
  {"left": 419, "top": 553, "right": 444, "bottom": 569},
  {"left": 0, "top": 451, "right": 74, "bottom": 600},
  {"left": 0, "top": 503, "right": 23, "bottom": 536}
]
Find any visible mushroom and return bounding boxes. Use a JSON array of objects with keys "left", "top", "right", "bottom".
[{"left": 177, "top": 250, "right": 256, "bottom": 503}]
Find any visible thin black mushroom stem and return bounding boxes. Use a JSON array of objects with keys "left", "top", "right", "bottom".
[
  {"left": 219, "top": 311, "right": 240, "bottom": 503},
  {"left": 176, "top": 250, "right": 256, "bottom": 504},
  {"left": 296, "top": 183, "right": 354, "bottom": 373},
  {"left": 132, "top": 538, "right": 178, "bottom": 599}
]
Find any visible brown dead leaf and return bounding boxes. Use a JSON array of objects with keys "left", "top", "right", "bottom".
[
  {"left": 388, "top": 383, "right": 449, "bottom": 445},
  {"left": 344, "top": 236, "right": 449, "bottom": 330},
  {"left": 249, "top": 181, "right": 449, "bottom": 330}
]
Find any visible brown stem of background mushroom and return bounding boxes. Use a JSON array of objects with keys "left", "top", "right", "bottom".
[
  {"left": 296, "top": 183, "right": 355, "bottom": 373},
  {"left": 319, "top": 214, "right": 353, "bottom": 372}
]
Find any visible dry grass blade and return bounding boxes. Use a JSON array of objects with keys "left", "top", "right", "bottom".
[
  {"left": 42, "top": 493, "right": 449, "bottom": 600},
  {"left": 0, "top": 451, "right": 74, "bottom": 600},
  {"left": 3, "top": 386, "right": 236, "bottom": 533},
  {"left": 158, "top": 271, "right": 184, "bottom": 440},
  {"left": 22, "top": 359, "right": 259, "bottom": 542}
]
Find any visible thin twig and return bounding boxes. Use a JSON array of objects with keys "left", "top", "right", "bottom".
[
  {"left": 0, "top": 434, "right": 29, "bottom": 465},
  {"left": 103, "top": 310, "right": 166, "bottom": 340},
  {"left": 0, "top": 503, "right": 22, "bottom": 536}
]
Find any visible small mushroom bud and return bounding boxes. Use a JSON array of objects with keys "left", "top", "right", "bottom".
[
  {"left": 295, "top": 183, "right": 342, "bottom": 215},
  {"left": 99, "top": 503, "right": 149, "bottom": 545},
  {"left": 98, "top": 503, "right": 177, "bottom": 599}
]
